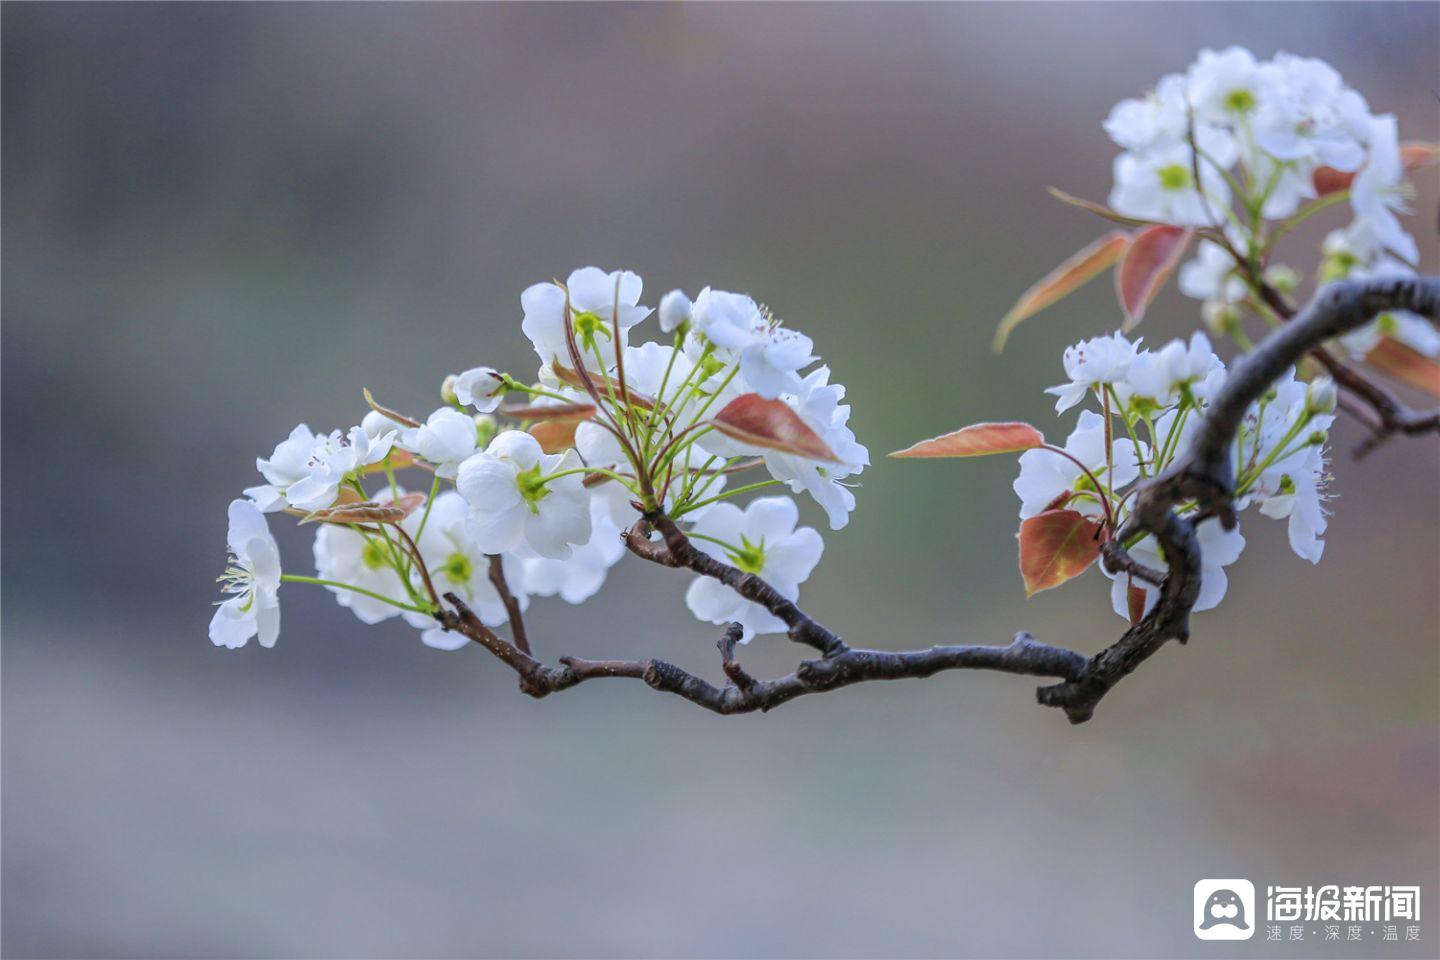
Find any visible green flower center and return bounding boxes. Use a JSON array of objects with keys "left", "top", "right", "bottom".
[
  {"left": 361, "top": 540, "right": 389, "bottom": 570},
  {"left": 441, "top": 552, "right": 473, "bottom": 584},
  {"left": 516, "top": 463, "right": 550, "bottom": 514},
  {"left": 725, "top": 534, "right": 766, "bottom": 575},
  {"left": 571, "top": 310, "right": 613, "bottom": 354},
  {"left": 1223, "top": 88, "right": 1257, "bottom": 114},
  {"left": 1157, "top": 164, "right": 1192, "bottom": 191}
]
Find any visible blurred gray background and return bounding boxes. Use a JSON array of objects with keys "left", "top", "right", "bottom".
[{"left": 3, "top": 3, "right": 1437, "bottom": 957}]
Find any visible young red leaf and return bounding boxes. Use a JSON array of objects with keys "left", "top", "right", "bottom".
[
  {"left": 1365, "top": 335, "right": 1440, "bottom": 398},
  {"left": 551, "top": 363, "right": 658, "bottom": 411},
  {"left": 711, "top": 393, "right": 839, "bottom": 462},
  {"left": 529, "top": 420, "right": 580, "bottom": 453},
  {"left": 1115, "top": 225, "right": 1192, "bottom": 330},
  {"left": 1018, "top": 509, "right": 1107, "bottom": 597},
  {"left": 1127, "top": 581, "right": 1148, "bottom": 626},
  {"left": 503, "top": 402, "right": 596, "bottom": 422},
  {"left": 889, "top": 422, "right": 1045, "bottom": 459},
  {"left": 1045, "top": 187, "right": 1156, "bottom": 228},
  {"left": 993, "top": 231, "right": 1130, "bottom": 351}
]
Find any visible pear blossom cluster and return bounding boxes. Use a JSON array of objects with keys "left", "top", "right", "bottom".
[
  {"left": 1105, "top": 47, "right": 1434, "bottom": 359},
  {"left": 1015, "top": 328, "right": 1337, "bottom": 621},
  {"left": 211, "top": 267, "right": 868, "bottom": 651}
]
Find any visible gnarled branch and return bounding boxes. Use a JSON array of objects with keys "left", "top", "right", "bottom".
[{"left": 436, "top": 276, "right": 1439, "bottom": 722}]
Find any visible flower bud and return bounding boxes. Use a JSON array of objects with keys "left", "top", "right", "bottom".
[
  {"left": 1306, "top": 430, "right": 1328, "bottom": 446},
  {"left": 473, "top": 414, "right": 498, "bottom": 448},
  {"left": 1262, "top": 264, "right": 1300, "bottom": 295},
  {"left": 1202, "top": 300, "right": 1241, "bottom": 337},
  {"left": 1305, "top": 377, "right": 1337, "bottom": 414},
  {"left": 659, "top": 289, "right": 692, "bottom": 334},
  {"left": 440, "top": 374, "right": 460, "bottom": 406},
  {"left": 361, "top": 409, "right": 401, "bottom": 439},
  {"left": 453, "top": 367, "right": 505, "bottom": 414}
]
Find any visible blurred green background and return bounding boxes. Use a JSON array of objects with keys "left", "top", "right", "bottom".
[{"left": 3, "top": 3, "right": 1437, "bottom": 957}]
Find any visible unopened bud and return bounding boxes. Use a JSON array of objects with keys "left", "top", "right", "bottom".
[
  {"left": 1203, "top": 300, "right": 1241, "bottom": 337},
  {"left": 659, "top": 289, "right": 692, "bottom": 334},
  {"left": 1305, "top": 377, "right": 1337, "bottom": 414},
  {"left": 1306, "top": 430, "right": 1328, "bottom": 446},
  {"left": 1263, "top": 264, "right": 1300, "bottom": 295},
  {"left": 440, "top": 374, "right": 460, "bottom": 406},
  {"left": 473, "top": 414, "right": 498, "bottom": 448}
]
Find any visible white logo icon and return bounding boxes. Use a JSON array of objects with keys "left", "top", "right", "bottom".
[{"left": 1195, "top": 879, "right": 1256, "bottom": 940}]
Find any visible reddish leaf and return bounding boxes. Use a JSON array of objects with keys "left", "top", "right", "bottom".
[
  {"left": 504, "top": 402, "right": 596, "bottom": 422},
  {"left": 1314, "top": 142, "right": 1440, "bottom": 196},
  {"left": 551, "top": 363, "right": 659, "bottom": 411},
  {"left": 1311, "top": 165, "right": 1353, "bottom": 198},
  {"left": 1366, "top": 336, "right": 1440, "bottom": 398},
  {"left": 302, "top": 492, "right": 426, "bottom": 527},
  {"left": 529, "top": 420, "right": 580, "bottom": 453},
  {"left": 993, "top": 231, "right": 1130, "bottom": 351},
  {"left": 1018, "top": 509, "right": 1106, "bottom": 597},
  {"left": 889, "top": 422, "right": 1045, "bottom": 459},
  {"left": 362, "top": 388, "right": 421, "bottom": 428},
  {"left": 1115, "top": 225, "right": 1192, "bottom": 330},
  {"left": 1127, "top": 581, "right": 1148, "bottom": 626},
  {"left": 1046, "top": 187, "right": 1156, "bottom": 228},
  {"left": 711, "top": 393, "right": 839, "bottom": 462}
]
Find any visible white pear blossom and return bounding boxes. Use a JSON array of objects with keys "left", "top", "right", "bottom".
[
  {"left": 1045, "top": 332, "right": 1139, "bottom": 413},
  {"left": 760, "top": 366, "right": 869, "bottom": 530},
  {"left": 401, "top": 490, "right": 527, "bottom": 650},
  {"left": 520, "top": 500, "right": 626, "bottom": 605},
  {"left": 1105, "top": 520, "right": 1247, "bottom": 621},
  {"left": 361, "top": 409, "right": 408, "bottom": 440},
  {"left": 1103, "top": 73, "right": 1190, "bottom": 153},
  {"left": 244, "top": 424, "right": 317, "bottom": 512},
  {"left": 1186, "top": 46, "right": 1274, "bottom": 124},
  {"left": 403, "top": 407, "right": 480, "bottom": 479},
  {"left": 688, "top": 287, "right": 815, "bottom": 398},
  {"left": 1178, "top": 239, "right": 1246, "bottom": 304},
  {"left": 1110, "top": 141, "right": 1232, "bottom": 227},
  {"left": 684, "top": 497, "right": 823, "bottom": 642},
  {"left": 453, "top": 367, "right": 505, "bottom": 413},
  {"left": 658, "top": 289, "right": 692, "bottom": 333},
  {"left": 210, "top": 499, "right": 282, "bottom": 649},
  {"left": 1122, "top": 332, "right": 1224, "bottom": 408},
  {"left": 1257, "top": 445, "right": 1330, "bottom": 564},
  {"left": 1350, "top": 114, "right": 1419, "bottom": 265},
  {"left": 247, "top": 424, "right": 395, "bottom": 513},
  {"left": 1252, "top": 53, "right": 1367, "bottom": 172},
  {"left": 282, "top": 426, "right": 396, "bottom": 512},
  {"left": 456, "top": 430, "right": 592, "bottom": 560},
  {"left": 312, "top": 498, "right": 416, "bottom": 626},
  {"left": 521, "top": 267, "right": 650, "bottom": 371},
  {"left": 1013, "top": 410, "right": 1145, "bottom": 520}
]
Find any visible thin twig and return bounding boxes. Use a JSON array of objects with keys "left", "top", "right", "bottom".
[{"left": 487, "top": 555, "right": 530, "bottom": 656}]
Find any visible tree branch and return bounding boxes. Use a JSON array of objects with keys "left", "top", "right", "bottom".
[{"left": 433, "top": 277, "right": 1438, "bottom": 723}]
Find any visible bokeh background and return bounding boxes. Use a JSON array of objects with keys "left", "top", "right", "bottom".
[{"left": 3, "top": 3, "right": 1437, "bottom": 957}]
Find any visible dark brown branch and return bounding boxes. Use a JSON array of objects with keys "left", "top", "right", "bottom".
[
  {"left": 433, "top": 276, "right": 1438, "bottom": 724},
  {"left": 1036, "top": 276, "right": 1440, "bottom": 721},
  {"left": 487, "top": 555, "right": 530, "bottom": 655}
]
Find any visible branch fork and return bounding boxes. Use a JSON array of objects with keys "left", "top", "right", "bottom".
[{"left": 435, "top": 277, "right": 1439, "bottom": 723}]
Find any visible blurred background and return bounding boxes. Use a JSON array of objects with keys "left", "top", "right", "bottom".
[{"left": 3, "top": 3, "right": 1437, "bottom": 957}]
